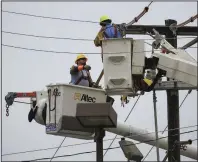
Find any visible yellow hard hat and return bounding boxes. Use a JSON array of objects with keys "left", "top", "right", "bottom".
[
  {"left": 143, "top": 78, "right": 153, "bottom": 86},
  {"left": 75, "top": 54, "right": 87, "bottom": 64},
  {"left": 100, "top": 15, "right": 111, "bottom": 23}
]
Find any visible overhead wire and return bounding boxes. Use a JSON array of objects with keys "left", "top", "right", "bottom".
[
  {"left": 2, "top": 1, "right": 152, "bottom": 26},
  {"left": 2, "top": 10, "right": 99, "bottom": 23},
  {"left": 49, "top": 137, "right": 66, "bottom": 162},
  {"left": 2, "top": 2, "right": 194, "bottom": 45},
  {"left": 147, "top": 1, "right": 153, "bottom": 7},
  {"left": 142, "top": 89, "right": 193, "bottom": 161},
  {"left": 103, "top": 95, "right": 141, "bottom": 157},
  {"left": 2, "top": 31, "right": 93, "bottom": 41},
  {"left": 2, "top": 43, "right": 197, "bottom": 56},
  {"left": 3, "top": 5, "right": 197, "bottom": 31},
  {"left": 1, "top": 44, "right": 156, "bottom": 54},
  {"left": 3, "top": 8, "right": 197, "bottom": 28},
  {"left": 2, "top": 30, "right": 197, "bottom": 41},
  {"left": 2, "top": 1, "right": 152, "bottom": 25},
  {"left": 29, "top": 129, "right": 197, "bottom": 161},
  {"left": 2, "top": 4, "right": 197, "bottom": 53},
  {"left": 2, "top": 124, "right": 197, "bottom": 157}
]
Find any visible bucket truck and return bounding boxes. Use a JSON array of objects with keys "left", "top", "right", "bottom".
[{"left": 4, "top": 29, "right": 197, "bottom": 160}]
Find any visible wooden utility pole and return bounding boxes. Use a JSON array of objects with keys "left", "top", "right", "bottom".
[{"left": 164, "top": 19, "right": 180, "bottom": 162}]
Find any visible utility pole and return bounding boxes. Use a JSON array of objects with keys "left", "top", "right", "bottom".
[
  {"left": 164, "top": 19, "right": 180, "bottom": 162},
  {"left": 76, "top": 103, "right": 117, "bottom": 162},
  {"left": 94, "top": 128, "right": 105, "bottom": 162}
]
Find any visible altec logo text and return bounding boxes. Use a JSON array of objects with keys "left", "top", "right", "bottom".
[{"left": 74, "top": 93, "right": 96, "bottom": 103}]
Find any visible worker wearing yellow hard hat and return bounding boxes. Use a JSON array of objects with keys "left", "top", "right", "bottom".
[
  {"left": 70, "top": 54, "right": 115, "bottom": 106},
  {"left": 94, "top": 15, "right": 123, "bottom": 52},
  {"left": 75, "top": 54, "right": 88, "bottom": 64},
  {"left": 93, "top": 16, "right": 158, "bottom": 107},
  {"left": 99, "top": 15, "right": 112, "bottom": 26},
  {"left": 70, "top": 54, "right": 93, "bottom": 87}
]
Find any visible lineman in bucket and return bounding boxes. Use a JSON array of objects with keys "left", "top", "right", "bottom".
[
  {"left": 94, "top": 15, "right": 159, "bottom": 107},
  {"left": 70, "top": 54, "right": 93, "bottom": 87},
  {"left": 94, "top": 15, "right": 123, "bottom": 61},
  {"left": 70, "top": 54, "right": 115, "bottom": 105}
]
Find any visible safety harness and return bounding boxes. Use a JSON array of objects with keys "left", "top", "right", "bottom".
[{"left": 74, "top": 70, "right": 92, "bottom": 87}]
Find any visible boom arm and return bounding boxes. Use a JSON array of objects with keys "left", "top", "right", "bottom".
[
  {"left": 106, "top": 121, "right": 197, "bottom": 160},
  {"left": 151, "top": 29, "right": 197, "bottom": 86}
]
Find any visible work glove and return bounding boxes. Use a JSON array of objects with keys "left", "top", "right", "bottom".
[
  {"left": 77, "top": 65, "right": 84, "bottom": 71},
  {"left": 120, "top": 95, "right": 129, "bottom": 107},
  {"left": 84, "top": 65, "right": 91, "bottom": 71}
]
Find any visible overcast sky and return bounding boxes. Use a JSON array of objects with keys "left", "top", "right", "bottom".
[{"left": 1, "top": 1, "right": 197, "bottom": 161}]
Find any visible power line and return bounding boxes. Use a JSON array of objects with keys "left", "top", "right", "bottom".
[
  {"left": 127, "top": 125, "right": 197, "bottom": 140},
  {"left": 103, "top": 96, "right": 141, "bottom": 157},
  {"left": 1, "top": 44, "right": 155, "bottom": 54},
  {"left": 2, "top": 139, "right": 99, "bottom": 156},
  {"left": 142, "top": 90, "right": 192, "bottom": 161},
  {"left": 2, "top": 44, "right": 197, "bottom": 56},
  {"left": 2, "top": 10, "right": 99, "bottom": 24},
  {"left": 2, "top": 10, "right": 197, "bottom": 29},
  {"left": 29, "top": 129, "right": 197, "bottom": 161},
  {"left": 2, "top": 30, "right": 197, "bottom": 41},
  {"left": 2, "top": 1, "right": 153, "bottom": 25},
  {"left": 2, "top": 124, "right": 197, "bottom": 157},
  {"left": 2, "top": 31, "right": 93, "bottom": 41},
  {"left": 148, "top": 1, "right": 153, "bottom": 7},
  {"left": 50, "top": 137, "right": 66, "bottom": 162}
]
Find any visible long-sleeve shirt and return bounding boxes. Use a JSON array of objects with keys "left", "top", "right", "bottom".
[
  {"left": 69, "top": 65, "right": 92, "bottom": 87},
  {"left": 94, "top": 24, "right": 122, "bottom": 47}
]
